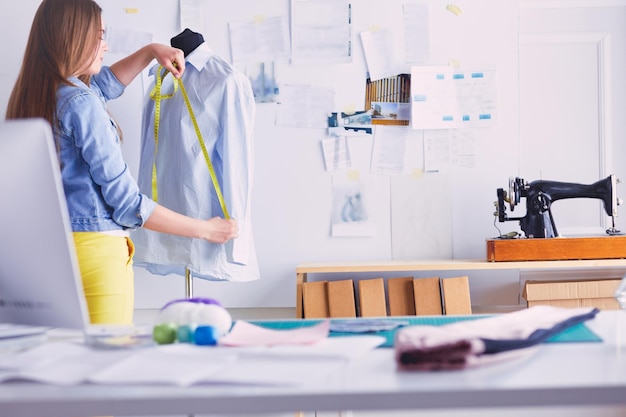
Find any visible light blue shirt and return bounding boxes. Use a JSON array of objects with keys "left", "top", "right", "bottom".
[
  {"left": 55, "top": 67, "right": 156, "bottom": 232},
  {"left": 133, "top": 43, "right": 259, "bottom": 282}
]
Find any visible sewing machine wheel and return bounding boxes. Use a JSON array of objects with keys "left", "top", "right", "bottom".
[{"left": 508, "top": 177, "right": 520, "bottom": 210}]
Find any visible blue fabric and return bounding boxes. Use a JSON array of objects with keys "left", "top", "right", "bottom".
[
  {"left": 55, "top": 67, "right": 156, "bottom": 232},
  {"left": 480, "top": 307, "right": 600, "bottom": 353}
]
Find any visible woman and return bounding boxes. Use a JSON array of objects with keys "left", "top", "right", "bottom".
[{"left": 5, "top": 0, "right": 238, "bottom": 325}]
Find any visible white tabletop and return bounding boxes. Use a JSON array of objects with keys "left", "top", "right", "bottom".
[{"left": 1, "top": 311, "right": 625, "bottom": 416}]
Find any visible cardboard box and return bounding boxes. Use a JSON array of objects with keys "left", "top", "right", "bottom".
[
  {"left": 487, "top": 235, "right": 626, "bottom": 262},
  {"left": 302, "top": 281, "right": 329, "bottom": 318},
  {"left": 441, "top": 276, "right": 472, "bottom": 315},
  {"left": 412, "top": 277, "right": 443, "bottom": 315},
  {"left": 305, "top": 275, "right": 472, "bottom": 318},
  {"left": 387, "top": 277, "right": 416, "bottom": 316},
  {"left": 327, "top": 279, "right": 356, "bottom": 318},
  {"left": 358, "top": 278, "right": 387, "bottom": 317},
  {"left": 523, "top": 279, "right": 621, "bottom": 310}
]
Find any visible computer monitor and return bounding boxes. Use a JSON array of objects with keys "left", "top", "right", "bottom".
[{"left": 0, "top": 119, "right": 89, "bottom": 329}]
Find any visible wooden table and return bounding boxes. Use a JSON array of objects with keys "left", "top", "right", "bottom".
[{"left": 295, "top": 258, "right": 626, "bottom": 317}]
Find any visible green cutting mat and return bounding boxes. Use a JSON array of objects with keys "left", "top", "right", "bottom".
[{"left": 249, "top": 315, "right": 602, "bottom": 348}]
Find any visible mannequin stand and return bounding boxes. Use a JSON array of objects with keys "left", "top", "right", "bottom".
[
  {"left": 185, "top": 267, "right": 194, "bottom": 298},
  {"left": 185, "top": 269, "right": 193, "bottom": 417}
]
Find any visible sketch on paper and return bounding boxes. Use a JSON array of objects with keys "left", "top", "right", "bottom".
[
  {"left": 331, "top": 176, "right": 376, "bottom": 237},
  {"left": 245, "top": 61, "right": 279, "bottom": 103}
]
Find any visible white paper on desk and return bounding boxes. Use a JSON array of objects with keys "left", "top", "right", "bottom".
[
  {"left": 219, "top": 319, "right": 330, "bottom": 347},
  {"left": 199, "top": 336, "right": 384, "bottom": 386},
  {"left": 203, "top": 355, "right": 345, "bottom": 386},
  {"left": 0, "top": 341, "right": 131, "bottom": 385},
  {"left": 87, "top": 337, "right": 382, "bottom": 387},
  {"left": 89, "top": 344, "right": 238, "bottom": 387},
  {"left": 0, "top": 324, "right": 48, "bottom": 339},
  {"left": 0, "top": 326, "right": 47, "bottom": 354},
  {"left": 0, "top": 341, "right": 94, "bottom": 371},
  {"left": 228, "top": 335, "right": 386, "bottom": 360},
  {"left": 257, "top": 335, "right": 385, "bottom": 359},
  {"left": 0, "top": 335, "right": 384, "bottom": 387}
]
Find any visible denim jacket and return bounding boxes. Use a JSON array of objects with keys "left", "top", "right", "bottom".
[{"left": 55, "top": 67, "right": 156, "bottom": 232}]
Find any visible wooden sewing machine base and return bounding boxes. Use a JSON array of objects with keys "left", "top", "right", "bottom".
[{"left": 486, "top": 235, "right": 626, "bottom": 262}]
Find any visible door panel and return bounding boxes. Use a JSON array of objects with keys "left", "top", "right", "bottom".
[{"left": 519, "top": 3, "right": 625, "bottom": 235}]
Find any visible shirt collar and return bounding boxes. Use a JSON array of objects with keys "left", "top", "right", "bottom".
[{"left": 186, "top": 42, "right": 215, "bottom": 72}]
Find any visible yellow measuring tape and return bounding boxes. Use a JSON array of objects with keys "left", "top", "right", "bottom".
[{"left": 149, "top": 66, "right": 230, "bottom": 219}]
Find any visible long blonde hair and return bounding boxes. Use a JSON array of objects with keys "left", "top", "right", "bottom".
[{"left": 5, "top": 0, "right": 102, "bottom": 127}]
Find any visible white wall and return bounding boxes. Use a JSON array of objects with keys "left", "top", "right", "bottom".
[
  {"left": 2, "top": 0, "right": 624, "bottom": 311},
  {"left": 127, "top": 0, "right": 522, "bottom": 310}
]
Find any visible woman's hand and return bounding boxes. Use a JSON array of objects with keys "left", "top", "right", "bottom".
[
  {"left": 150, "top": 43, "right": 186, "bottom": 78},
  {"left": 200, "top": 217, "right": 239, "bottom": 243}
]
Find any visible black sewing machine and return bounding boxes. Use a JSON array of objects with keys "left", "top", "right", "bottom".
[{"left": 494, "top": 174, "right": 622, "bottom": 238}]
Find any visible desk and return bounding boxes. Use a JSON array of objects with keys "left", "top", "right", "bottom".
[
  {"left": 295, "top": 259, "right": 626, "bottom": 317},
  {"left": 1, "top": 311, "right": 626, "bottom": 416}
]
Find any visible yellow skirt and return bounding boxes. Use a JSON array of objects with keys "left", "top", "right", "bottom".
[{"left": 72, "top": 232, "right": 135, "bottom": 325}]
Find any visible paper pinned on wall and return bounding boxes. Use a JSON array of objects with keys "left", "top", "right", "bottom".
[
  {"left": 450, "top": 129, "right": 476, "bottom": 168},
  {"left": 411, "top": 66, "right": 497, "bottom": 130},
  {"left": 403, "top": 3, "right": 431, "bottom": 63},
  {"left": 424, "top": 130, "right": 451, "bottom": 172},
  {"left": 290, "top": 0, "right": 353, "bottom": 65},
  {"left": 244, "top": 62, "right": 280, "bottom": 103},
  {"left": 360, "top": 28, "right": 398, "bottom": 81},
  {"left": 105, "top": 25, "right": 153, "bottom": 56},
  {"left": 423, "top": 129, "right": 477, "bottom": 171},
  {"left": 275, "top": 84, "right": 335, "bottom": 129},
  {"left": 370, "top": 126, "right": 410, "bottom": 176},
  {"left": 180, "top": 0, "right": 202, "bottom": 31},
  {"left": 321, "top": 136, "right": 352, "bottom": 172},
  {"left": 229, "top": 15, "right": 291, "bottom": 66},
  {"left": 331, "top": 173, "right": 376, "bottom": 237}
]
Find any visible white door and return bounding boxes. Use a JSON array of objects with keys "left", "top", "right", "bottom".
[{"left": 518, "top": 1, "right": 626, "bottom": 236}]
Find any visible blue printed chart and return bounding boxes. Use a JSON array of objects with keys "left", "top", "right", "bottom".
[{"left": 411, "top": 66, "right": 497, "bottom": 129}]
